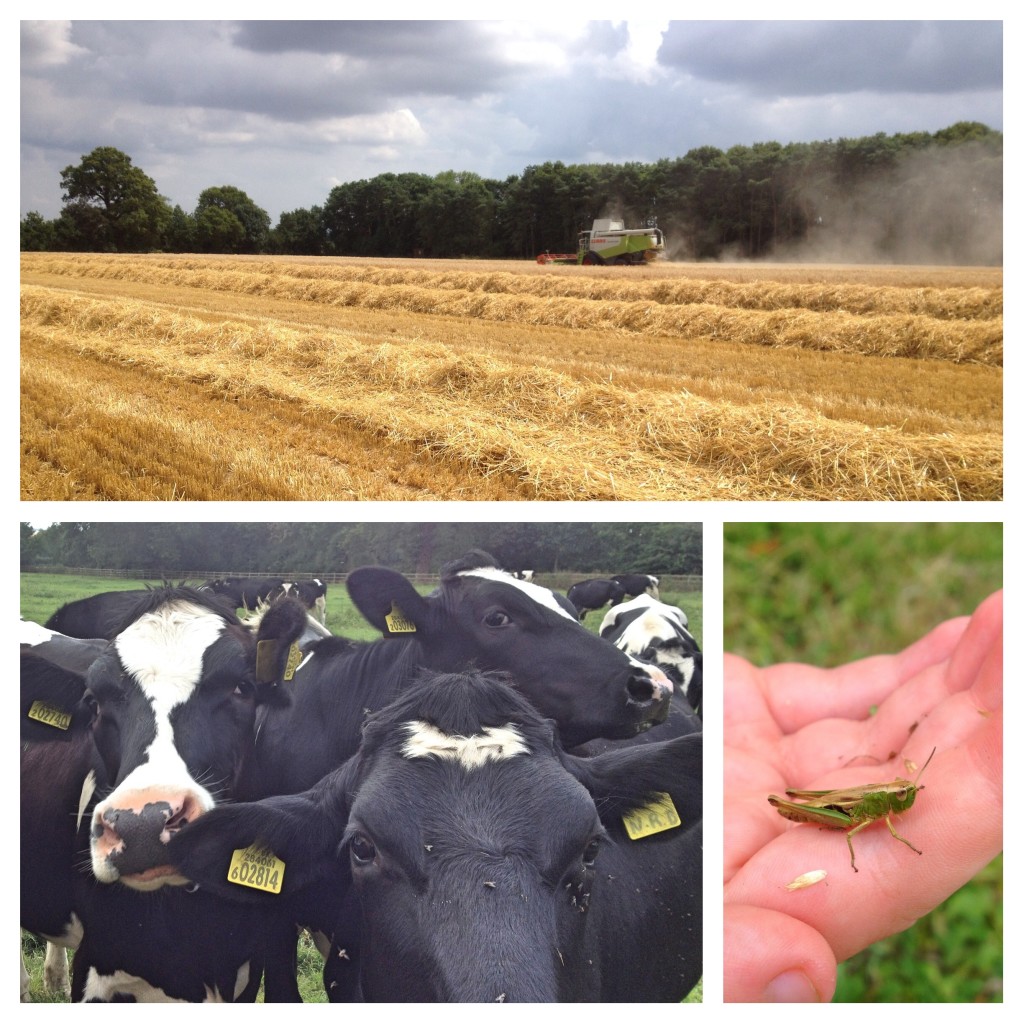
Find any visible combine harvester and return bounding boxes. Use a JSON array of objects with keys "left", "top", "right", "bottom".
[{"left": 537, "top": 218, "right": 665, "bottom": 266}]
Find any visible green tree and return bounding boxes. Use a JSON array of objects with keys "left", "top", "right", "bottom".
[
  {"left": 194, "top": 186, "right": 271, "bottom": 253},
  {"left": 59, "top": 146, "right": 170, "bottom": 251},
  {"left": 271, "top": 206, "right": 327, "bottom": 255},
  {"left": 164, "top": 204, "right": 197, "bottom": 252},
  {"left": 20, "top": 211, "right": 56, "bottom": 251},
  {"left": 194, "top": 204, "right": 245, "bottom": 253}
]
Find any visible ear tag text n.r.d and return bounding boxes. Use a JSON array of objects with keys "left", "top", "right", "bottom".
[{"left": 622, "top": 792, "right": 681, "bottom": 840}]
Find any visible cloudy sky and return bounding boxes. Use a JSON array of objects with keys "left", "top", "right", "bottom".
[{"left": 20, "top": 15, "right": 1003, "bottom": 223}]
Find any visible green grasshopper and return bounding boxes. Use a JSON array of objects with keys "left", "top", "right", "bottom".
[{"left": 768, "top": 748, "right": 935, "bottom": 872}]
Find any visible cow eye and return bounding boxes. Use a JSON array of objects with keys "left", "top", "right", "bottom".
[
  {"left": 350, "top": 833, "right": 377, "bottom": 866},
  {"left": 582, "top": 838, "right": 601, "bottom": 868},
  {"left": 484, "top": 609, "right": 510, "bottom": 628},
  {"left": 233, "top": 680, "right": 256, "bottom": 698}
]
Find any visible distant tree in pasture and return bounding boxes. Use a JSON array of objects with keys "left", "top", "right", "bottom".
[
  {"left": 59, "top": 146, "right": 171, "bottom": 251},
  {"left": 20, "top": 211, "right": 55, "bottom": 251},
  {"left": 195, "top": 185, "right": 271, "bottom": 253}
]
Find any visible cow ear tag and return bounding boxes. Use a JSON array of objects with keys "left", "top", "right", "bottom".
[
  {"left": 27, "top": 700, "right": 72, "bottom": 731},
  {"left": 256, "top": 640, "right": 302, "bottom": 683},
  {"left": 384, "top": 602, "right": 417, "bottom": 635},
  {"left": 622, "top": 792, "right": 681, "bottom": 840},
  {"left": 228, "top": 845, "right": 286, "bottom": 895},
  {"left": 283, "top": 642, "right": 302, "bottom": 681}
]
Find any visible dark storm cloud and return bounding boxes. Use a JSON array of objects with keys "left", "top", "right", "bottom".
[
  {"left": 20, "top": 19, "right": 1002, "bottom": 224},
  {"left": 658, "top": 21, "right": 1003, "bottom": 95}
]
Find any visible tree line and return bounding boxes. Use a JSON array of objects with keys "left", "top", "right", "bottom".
[
  {"left": 20, "top": 122, "right": 1001, "bottom": 262},
  {"left": 21, "top": 522, "right": 703, "bottom": 577}
]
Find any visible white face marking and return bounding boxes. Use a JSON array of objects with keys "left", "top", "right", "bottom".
[
  {"left": 106, "top": 603, "right": 225, "bottom": 801},
  {"left": 402, "top": 721, "right": 529, "bottom": 769},
  {"left": 458, "top": 568, "right": 578, "bottom": 622},
  {"left": 91, "top": 602, "right": 228, "bottom": 876}
]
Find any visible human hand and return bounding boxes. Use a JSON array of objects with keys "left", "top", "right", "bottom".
[{"left": 723, "top": 589, "right": 1002, "bottom": 1002}]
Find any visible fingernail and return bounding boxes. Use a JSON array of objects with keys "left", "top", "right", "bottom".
[{"left": 763, "top": 969, "right": 821, "bottom": 1002}]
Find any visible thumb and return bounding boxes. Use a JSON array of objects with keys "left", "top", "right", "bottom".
[{"left": 724, "top": 903, "right": 837, "bottom": 1002}]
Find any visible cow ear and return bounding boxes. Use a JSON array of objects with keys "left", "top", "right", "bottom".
[
  {"left": 566, "top": 733, "right": 703, "bottom": 827},
  {"left": 347, "top": 567, "right": 430, "bottom": 638},
  {"left": 253, "top": 599, "right": 309, "bottom": 690},
  {"left": 168, "top": 769, "right": 352, "bottom": 903},
  {"left": 20, "top": 651, "right": 92, "bottom": 742}
]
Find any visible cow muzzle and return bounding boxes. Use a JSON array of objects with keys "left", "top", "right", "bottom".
[
  {"left": 625, "top": 664, "right": 674, "bottom": 725},
  {"left": 91, "top": 790, "right": 204, "bottom": 889}
]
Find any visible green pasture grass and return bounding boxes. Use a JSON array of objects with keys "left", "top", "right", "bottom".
[
  {"left": 724, "top": 521, "right": 1002, "bottom": 1003},
  {"left": 21, "top": 571, "right": 702, "bottom": 1003}
]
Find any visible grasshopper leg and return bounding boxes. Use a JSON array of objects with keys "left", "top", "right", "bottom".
[
  {"left": 844, "top": 819, "right": 874, "bottom": 873},
  {"left": 885, "top": 812, "right": 923, "bottom": 856}
]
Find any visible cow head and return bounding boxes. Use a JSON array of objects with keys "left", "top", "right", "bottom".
[
  {"left": 80, "top": 587, "right": 308, "bottom": 891},
  {"left": 166, "top": 670, "right": 702, "bottom": 1001},
  {"left": 345, "top": 553, "right": 673, "bottom": 746}
]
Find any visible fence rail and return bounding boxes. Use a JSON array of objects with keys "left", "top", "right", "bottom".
[{"left": 22, "top": 566, "right": 702, "bottom": 592}]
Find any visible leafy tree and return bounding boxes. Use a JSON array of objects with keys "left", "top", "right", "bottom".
[
  {"left": 59, "top": 146, "right": 171, "bottom": 251},
  {"left": 20, "top": 211, "right": 56, "bottom": 251},
  {"left": 194, "top": 203, "right": 245, "bottom": 253},
  {"left": 164, "top": 204, "right": 197, "bottom": 252},
  {"left": 194, "top": 186, "right": 271, "bottom": 253},
  {"left": 271, "top": 206, "right": 327, "bottom": 255}
]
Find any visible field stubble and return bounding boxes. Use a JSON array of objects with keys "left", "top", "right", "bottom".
[{"left": 20, "top": 253, "right": 1002, "bottom": 501}]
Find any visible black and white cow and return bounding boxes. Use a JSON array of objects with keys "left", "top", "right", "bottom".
[
  {"left": 600, "top": 594, "right": 702, "bottom": 717},
  {"left": 235, "top": 553, "right": 673, "bottom": 799},
  {"left": 167, "top": 669, "right": 703, "bottom": 1002},
  {"left": 44, "top": 590, "right": 155, "bottom": 640},
  {"left": 268, "top": 579, "right": 328, "bottom": 625},
  {"left": 610, "top": 573, "right": 660, "bottom": 600},
  {"left": 23, "top": 555, "right": 673, "bottom": 1001},
  {"left": 202, "top": 577, "right": 286, "bottom": 612},
  {"left": 21, "top": 587, "right": 309, "bottom": 1002},
  {"left": 565, "top": 578, "right": 628, "bottom": 620}
]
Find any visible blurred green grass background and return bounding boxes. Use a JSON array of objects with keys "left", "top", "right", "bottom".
[{"left": 724, "top": 521, "right": 1002, "bottom": 1002}]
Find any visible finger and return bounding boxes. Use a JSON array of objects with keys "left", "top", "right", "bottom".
[
  {"left": 752, "top": 614, "right": 972, "bottom": 735},
  {"left": 724, "top": 903, "right": 836, "bottom": 1002},
  {"left": 728, "top": 740, "right": 1002, "bottom": 964}
]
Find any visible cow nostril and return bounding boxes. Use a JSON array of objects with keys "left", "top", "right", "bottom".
[
  {"left": 626, "top": 673, "right": 656, "bottom": 703},
  {"left": 163, "top": 794, "right": 202, "bottom": 839}
]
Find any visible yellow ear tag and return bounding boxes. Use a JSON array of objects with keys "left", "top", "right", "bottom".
[
  {"left": 622, "top": 792, "right": 681, "bottom": 840},
  {"left": 28, "top": 701, "right": 72, "bottom": 730},
  {"left": 227, "top": 846, "right": 286, "bottom": 895},
  {"left": 385, "top": 602, "right": 417, "bottom": 634},
  {"left": 255, "top": 641, "right": 302, "bottom": 683},
  {"left": 283, "top": 642, "right": 302, "bottom": 681}
]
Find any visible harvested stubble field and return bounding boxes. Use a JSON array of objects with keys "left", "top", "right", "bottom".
[{"left": 20, "top": 252, "right": 1002, "bottom": 500}]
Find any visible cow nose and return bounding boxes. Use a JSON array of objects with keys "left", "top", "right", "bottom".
[
  {"left": 92, "top": 791, "right": 203, "bottom": 880},
  {"left": 626, "top": 664, "right": 674, "bottom": 705}
]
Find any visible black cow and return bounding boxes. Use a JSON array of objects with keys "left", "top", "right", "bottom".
[
  {"left": 168, "top": 669, "right": 703, "bottom": 1002},
  {"left": 236, "top": 553, "right": 674, "bottom": 799},
  {"left": 20, "top": 623, "right": 109, "bottom": 1000},
  {"left": 600, "top": 595, "right": 703, "bottom": 718},
  {"left": 203, "top": 576, "right": 286, "bottom": 612},
  {"left": 610, "top": 573, "right": 661, "bottom": 600},
  {"left": 21, "top": 587, "right": 309, "bottom": 1002},
  {"left": 566, "top": 578, "right": 627, "bottom": 620}
]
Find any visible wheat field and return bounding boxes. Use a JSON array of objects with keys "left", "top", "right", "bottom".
[{"left": 20, "top": 253, "right": 1002, "bottom": 501}]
